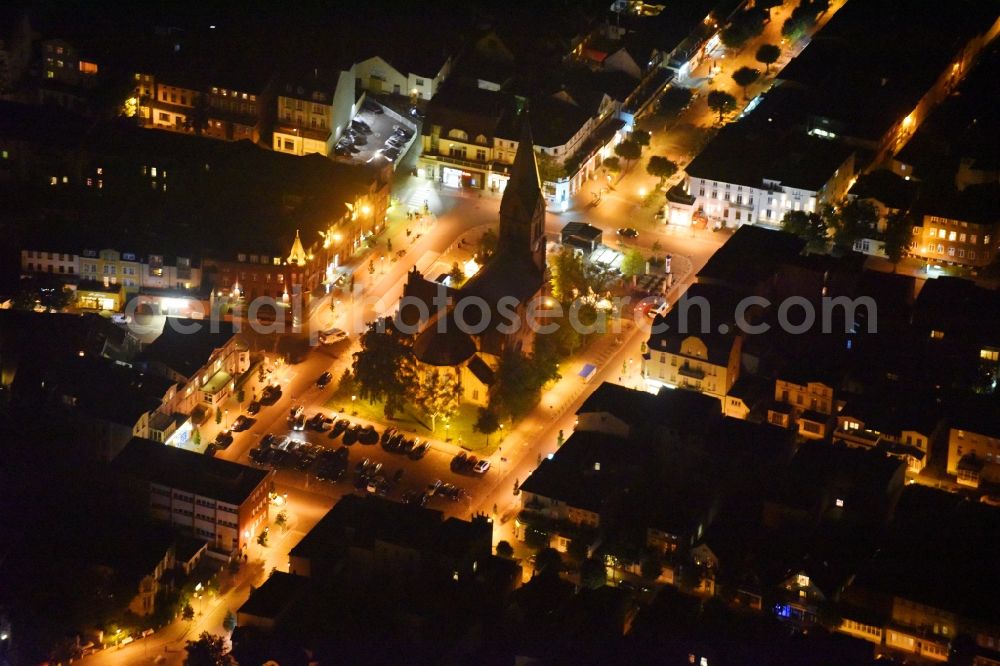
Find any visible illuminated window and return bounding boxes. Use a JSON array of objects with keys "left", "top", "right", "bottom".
[
  {"left": 930, "top": 330, "right": 944, "bottom": 340},
  {"left": 949, "top": 231, "right": 957, "bottom": 241},
  {"left": 981, "top": 349, "right": 999, "bottom": 362},
  {"left": 78, "top": 61, "right": 98, "bottom": 74}
]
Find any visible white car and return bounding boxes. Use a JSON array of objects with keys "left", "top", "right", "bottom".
[
  {"left": 473, "top": 459, "right": 491, "bottom": 474},
  {"left": 319, "top": 327, "right": 348, "bottom": 344},
  {"left": 426, "top": 479, "right": 442, "bottom": 496}
]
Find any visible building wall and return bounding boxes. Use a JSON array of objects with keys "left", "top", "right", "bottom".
[
  {"left": 642, "top": 335, "right": 739, "bottom": 401},
  {"left": 21, "top": 249, "right": 78, "bottom": 276},
  {"left": 909, "top": 216, "right": 998, "bottom": 268},
  {"left": 355, "top": 55, "right": 451, "bottom": 100},
  {"left": 947, "top": 426, "right": 1000, "bottom": 485}
]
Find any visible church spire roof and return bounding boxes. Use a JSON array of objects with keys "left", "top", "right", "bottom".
[
  {"left": 287, "top": 229, "right": 307, "bottom": 265},
  {"left": 499, "top": 114, "right": 543, "bottom": 227}
]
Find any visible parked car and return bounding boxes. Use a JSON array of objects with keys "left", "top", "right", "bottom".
[
  {"left": 204, "top": 443, "right": 219, "bottom": 457},
  {"left": 473, "top": 459, "right": 491, "bottom": 474},
  {"left": 351, "top": 119, "right": 372, "bottom": 134},
  {"left": 617, "top": 227, "right": 639, "bottom": 239},
  {"left": 231, "top": 415, "right": 253, "bottom": 432},
  {"left": 408, "top": 440, "right": 430, "bottom": 459},
  {"left": 426, "top": 479, "right": 442, "bottom": 496},
  {"left": 359, "top": 425, "right": 379, "bottom": 445},
  {"left": 343, "top": 424, "right": 362, "bottom": 445},
  {"left": 288, "top": 404, "right": 304, "bottom": 421},
  {"left": 292, "top": 414, "right": 305, "bottom": 431},
  {"left": 307, "top": 413, "right": 329, "bottom": 432},
  {"left": 247, "top": 401, "right": 261, "bottom": 415},
  {"left": 363, "top": 99, "right": 383, "bottom": 114},
  {"left": 330, "top": 419, "right": 350, "bottom": 439},
  {"left": 392, "top": 468, "right": 405, "bottom": 484},
  {"left": 260, "top": 385, "right": 282, "bottom": 405},
  {"left": 316, "top": 371, "right": 332, "bottom": 388},
  {"left": 451, "top": 451, "right": 468, "bottom": 471},
  {"left": 381, "top": 426, "right": 397, "bottom": 445},
  {"left": 400, "top": 437, "right": 416, "bottom": 454},
  {"left": 319, "top": 328, "right": 348, "bottom": 344},
  {"left": 214, "top": 430, "right": 234, "bottom": 448}
]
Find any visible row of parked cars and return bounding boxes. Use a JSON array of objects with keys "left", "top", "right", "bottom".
[
  {"left": 451, "top": 451, "right": 490, "bottom": 475},
  {"left": 378, "top": 124, "right": 412, "bottom": 163}
]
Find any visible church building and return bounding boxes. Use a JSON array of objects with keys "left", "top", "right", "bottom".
[{"left": 399, "top": 117, "right": 548, "bottom": 406}]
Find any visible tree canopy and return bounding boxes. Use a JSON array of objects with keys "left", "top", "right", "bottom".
[
  {"left": 490, "top": 350, "right": 559, "bottom": 419},
  {"left": 882, "top": 210, "right": 913, "bottom": 270},
  {"left": 646, "top": 155, "right": 678, "bottom": 184},
  {"left": 413, "top": 369, "right": 462, "bottom": 432},
  {"left": 549, "top": 246, "right": 588, "bottom": 302},
  {"left": 731, "top": 66, "right": 760, "bottom": 99},
  {"left": 620, "top": 248, "right": 646, "bottom": 278},
  {"left": 707, "top": 90, "right": 737, "bottom": 122},
  {"left": 184, "top": 632, "right": 235, "bottom": 666},
  {"left": 473, "top": 407, "right": 501, "bottom": 442},
  {"left": 781, "top": 210, "right": 828, "bottom": 252},
  {"left": 478, "top": 228, "right": 498, "bottom": 262},
  {"left": 351, "top": 319, "right": 416, "bottom": 417},
  {"left": 657, "top": 86, "right": 693, "bottom": 116},
  {"left": 614, "top": 139, "right": 642, "bottom": 170},
  {"left": 831, "top": 199, "right": 879, "bottom": 248},
  {"left": 755, "top": 43, "right": 781, "bottom": 73},
  {"left": 632, "top": 129, "right": 651, "bottom": 147},
  {"left": 603, "top": 156, "right": 621, "bottom": 172}
]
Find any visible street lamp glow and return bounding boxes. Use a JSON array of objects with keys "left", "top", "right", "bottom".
[
  {"left": 361, "top": 204, "right": 372, "bottom": 216},
  {"left": 639, "top": 187, "right": 647, "bottom": 197}
]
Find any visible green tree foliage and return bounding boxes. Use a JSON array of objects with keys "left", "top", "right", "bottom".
[
  {"left": 720, "top": 8, "right": 766, "bottom": 49},
  {"left": 496, "top": 540, "right": 515, "bottom": 558},
  {"left": 646, "top": 155, "right": 678, "bottom": 186},
  {"left": 182, "top": 603, "right": 195, "bottom": 621},
  {"left": 580, "top": 557, "right": 607, "bottom": 589},
  {"left": 257, "top": 529, "right": 268, "bottom": 547},
  {"left": 222, "top": 610, "right": 237, "bottom": 633},
  {"left": 275, "top": 510, "right": 287, "bottom": 528},
  {"left": 549, "top": 246, "right": 588, "bottom": 302},
  {"left": 534, "top": 547, "right": 563, "bottom": 577},
  {"left": 632, "top": 129, "right": 651, "bottom": 148},
  {"left": 215, "top": 407, "right": 222, "bottom": 425},
  {"left": 620, "top": 248, "right": 646, "bottom": 278},
  {"left": 782, "top": 0, "right": 825, "bottom": 40},
  {"left": 831, "top": 199, "right": 879, "bottom": 249},
  {"left": 448, "top": 261, "right": 466, "bottom": 287},
  {"left": 535, "top": 310, "right": 582, "bottom": 358},
  {"left": 192, "top": 428, "right": 202, "bottom": 446},
  {"left": 614, "top": 139, "right": 642, "bottom": 171},
  {"left": 490, "top": 350, "right": 559, "bottom": 419},
  {"left": 657, "top": 86, "right": 693, "bottom": 116},
  {"left": 883, "top": 210, "right": 913, "bottom": 271},
  {"left": 535, "top": 150, "right": 566, "bottom": 183},
  {"left": 781, "top": 210, "right": 828, "bottom": 252},
  {"left": 12, "top": 282, "right": 75, "bottom": 311},
  {"left": 473, "top": 407, "right": 501, "bottom": 444},
  {"left": 414, "top": 369, "right": 462, "bottom": 432},
  {"left": 707, "top": 90, "right": 737, "bottom": 122},
  {"left": 352, "top": 319, "right": 416, "bottom": 417},
  {"left": 755, "top": 43, "right": 781, "bottom": 74},
  {"left": 731, "top": 66, "right": 760, "bottom": 99},
  {"left": 603, "top": 156, "right": 622, "bottom": 173},
  {"left": 478, "top": 228, "right": 499, "bottom": 262},
  {"left": 183, "top": 632, "right": 236, "bottom": 666}
]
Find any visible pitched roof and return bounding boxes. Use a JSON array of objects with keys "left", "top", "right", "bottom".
[
  {"left": 498, "top": 115, "right": 544, "bottom": 240},
  {"left": 137, "top": 319, "right": 237, "bottom": 379},
  {"left": 467, "top": 355, "right": 496, "bottom": 386},
  {"left": 696, "top": 225, "right": 805, "bottom": 292},
  {"left": 412, "top": 311, "right": 476, "bottom": 366},
  {"left": 576, "top": 382, "right": 661, "bottom": 425}
]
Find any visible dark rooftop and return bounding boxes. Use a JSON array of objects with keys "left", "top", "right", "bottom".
[
  {"left": 137, "top": 319, "right": 237, "bottom": 379},
  {"left": 112, "top": 437, "right": 271, "bottom": 506},
  {"left": 848, "top": 169, "right": 919, "bottom": 212},
  {"left": 238, "top": 571, "right": 310, "bottom": 620},
  {"left": 696, "top": 225, "right": 805, "bottom": 292}
]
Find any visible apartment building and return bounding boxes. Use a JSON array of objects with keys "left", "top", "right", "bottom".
[
  {"left": 947, "top": 397, "right": 1000, "bottom": 488},
  {"left": 678, "top": 124, "right": 856, "bottom": 229},
  {"left": 909, "top": 189, "right": 999, "bottom": 269},
  {"left": 20, "top": 247, "right": 201, "bottom": 294},
  {"left": 113, "top": 437, "right": 273, "bottom": 554},
  {"left": 355, "top": 52, "right": 452, "bottom": 101},
  {"left": 642, "top": 284, "right": 743, "bottom": 401},
  {"left": 767, "top": 373, "right": 839, "bottom": 440},
  {"left": 272, "top": 71, "right": 345, "bottom": 157}
]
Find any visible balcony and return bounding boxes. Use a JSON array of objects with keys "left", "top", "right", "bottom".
[
  {"left": 421, "top": 151, "right": 490, "bottom": 171},
  {"left": 274, "top": 122, "right": 330, "bottom": 143},
  {"left": 678, "top": 363, "right": 705, "bottom": 380}
]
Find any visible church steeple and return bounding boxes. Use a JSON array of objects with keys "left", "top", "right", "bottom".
[
  {"left": 287, "top": 229, "right": 307, "bottom": 265},
  {"left": 497, "top": 114, "right": 546, "bottom": 274}
]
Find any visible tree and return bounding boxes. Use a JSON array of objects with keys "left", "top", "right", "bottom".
[
  {"left": 603, "top": 156, "right": 621, "bottom": 173},
  {"left": 720, "top": 9, "right": 765, "bottom": 49},
  {"left": 646, "top": 155, "right": 678, "bottom": 186},
  {"left": 448, "top": 261, "right": 466, "bottom": 287},
  {"left": 707, "top": 90, "right": 737, "bottom": 122},
  {"left": 632, "top": 129, "right": 651, "bottom": 148},
  {"left": 490, "top": 350, "right": 559, "bottom": 419},
  {"left": 183, "top": 95, "right": 211, "bottom": 137},
  {"left": 352, "top": 318, "right": 416, "bottom": 417},
  {"left": 580, "top": 557, "right": 607, "bottom": 589},
  {"left": 236, "top": 387, "right": 245, "bottom": 404},
  {"left": 12, "top": 281, "right": 75, "bottom": 311},
  {"left": 755, "top": 43, "right": 781, "bottom": 74},
  {"left": 275, "top": 510, "right": 287, "bottom": 529},
  {"left": 535, "top": 150, "right": 566, "bottom": 183},
  {"left": 223, "top": 610, "right": 237, "bottom": 633},
  {"left": 534, "top": 547, "right": 563, "bottom": 577},
  {"left": 215, "top": 406, "right": 222, "bottom": 425},
  {"left": 257, "top": 528, "right": 269, "bottom": 547},
  {"left": 883, "top": 210, "right": 912, "bottom": 271},
  {"left": 614, "top": 139, "right": 642, "bottom": 172},
  {"left": 338, "top": 368, "right": 357, "bottom": 396},
  {"left": 657, "top": 86, "right": 693, "bottom": 117},
  {"left": 550, "top": 246, "right": 588, "bottom": 302},
  {"left": 621, "top": 248, "right": 646, "bottom": 281},
  {"left": 496, "top": 540, "right": 515, "bottom": 558},
  {"left": 731, "top": 66, "right": 760, "bottom": 100},
  {"left": 473, "top": 407, "right": 501, "bottom": 445},
  {"left": 414, "top": 369, "right": 461, "bottom": 432},
  {"left": 478, "top": 228, "right": 499, "bottom": 262},
  {"left": 721, "top": 22, "right": 751, "bottom": 50},
  {"left": 781, "top": 210, "right": 828, "bottom": 252},
  {"left": 567, "top": 537, "right": 590, "bottom": 560},
  {"left": 184, "top": 632, "right": 235, "bottom": 666},
  {"left": 831, "top": 199, "right": 879, "bottom": 249},
  {"left": 182, "top": 603, "right": 195, "bottom": 622},
  {"left": 641, "top": 553, "right": 664, "bottom": 581}
]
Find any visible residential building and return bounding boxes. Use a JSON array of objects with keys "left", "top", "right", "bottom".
[
  {"left": 767, "top": 372, "right": 840, "bottom": 440},
  {"left": 354, "top": 51, "right": 453, "bottom": 100},
  {"left": 908, "top": 184, "right": 1000, "bottom": 269},
  {"left": 946, "top": 397, "right": 1000, "bottom": 488},
  {"left": 37, "top": 37, "right": 103, "bottom": 113},
  {"left": 135, "top": 319, "right": 249, "bottom": 418},
  {"left": 834, "top": 391, "right": 942, "bottom": 474},
  {"left": 272, "top": 69, "right": 358, "bottom": 157},
  {"left": 112, "top": 437, "right": 273, "bottom": 555},
  {"left": 142, "top": 72, "right": 202, "bottom": 133},
  {"left": 288, "top": 494, "right": 492, "bottom": 581},
  {"left": 678, "top": 123, "right": 856, "bottom": 229},
  {"left": 642, "top": 283, "right": 743, "bottom": 401},
  {"left": 237, "top": 571, "right": 309, "bottom": 631}
]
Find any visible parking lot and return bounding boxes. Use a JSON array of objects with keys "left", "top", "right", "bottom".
[{"left": 335, "top": 99, "right": 419, "bottom": 169}]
